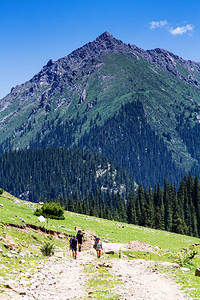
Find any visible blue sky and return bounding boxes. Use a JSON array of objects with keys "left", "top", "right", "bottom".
[{"left": 0, "top": 0, "right": 199, "bottom": 99}]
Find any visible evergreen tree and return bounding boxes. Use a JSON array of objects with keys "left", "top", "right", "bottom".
[
  {"left": 68, "top": 194, "right": 74, "bottom": 212},
  {"left": 127, "top": 190, "right": 136, "bottom": 224},
  {"left": 193, "top": 174, "right": 200, "bottom": 233},
  {"left": 82, "top": 195, "right": 90, "bottom": 215},
  {"left": 136, "top": 184, "right": 144, "bottom": 225},
  {"left": 172, "top": 211, "right": 188, "bottom": 235},
  {"left": 156, "top": 183, "right": 165, "bottom": 230},
  {"left": 163, "top": 178, "right": 172, "bottom": 231}
]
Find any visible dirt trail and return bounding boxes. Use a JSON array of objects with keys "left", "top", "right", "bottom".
[
  {"left": 103, "top": 242, "right": 189, "bottom": 300},
  {"left": 2, "top": 242, "right": 190, "bottom": 300}
]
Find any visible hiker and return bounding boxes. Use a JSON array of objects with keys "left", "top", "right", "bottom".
[
  {"left": 70, "top": 236, "right": 78, "bottom": 259},
  {"left": 94, "top": 237, "right": 103, "bottom": 258},
  {"left": 76, "top": 230, "right": 84, "bottom": 252}
]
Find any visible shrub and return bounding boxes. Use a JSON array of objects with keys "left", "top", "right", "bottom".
[
  {"left": 34, "top": 208, "right": 42, "bottom": 216},
  {"left": 173, "top": 246, "right": 198, "bottom": 266},
  {"left": 41, "top": 242, "right": 55, "bottom": 256},
  {"left": 0, "top": 188, "right": 3, "bottom": 195},
  {"left": 34, "top": 201, "right": 65, "bottom": 220}
]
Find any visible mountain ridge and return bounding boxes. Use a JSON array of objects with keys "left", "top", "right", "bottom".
[
  {"left": 2, "top": 31, "right": 200, "bottom": 103},
  {"left": 1, "top": 32, "right": 200, "bottom": 187}
]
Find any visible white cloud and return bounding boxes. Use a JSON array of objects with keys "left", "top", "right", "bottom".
[
  {"left": 168, "top": 24, "right": 194, "bottom": 35},
  {"left": 149, "top": 20, "right": 194, "bottom": 36},
  {"left": 150, "top": 20, "right": 168, "bottom": 29}
]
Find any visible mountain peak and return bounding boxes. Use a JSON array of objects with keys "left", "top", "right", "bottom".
[
  {"left": 97, "top": 31, "right": 113, "bottom": 39},
  {"left": 94, "top": 31, "right": 117, "bottom": 44}
]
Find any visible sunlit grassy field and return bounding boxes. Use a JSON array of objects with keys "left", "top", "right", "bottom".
[
  {"left": 1, "top": 191, "right": 200, "bottom": 298},
  {"left": 1, "top": 191, "right": 200, "bottom": 251}
]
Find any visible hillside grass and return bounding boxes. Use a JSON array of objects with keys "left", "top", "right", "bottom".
[
  {"left": 1, "top": 191, "right": 200, "bottom": 251},
  {"left": 1, "top": 191, "right": 200, "bottom": 298}
]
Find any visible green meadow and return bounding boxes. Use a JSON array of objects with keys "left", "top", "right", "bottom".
[{"left": 1, "top": 191, "right": 200, "bottom": 298}]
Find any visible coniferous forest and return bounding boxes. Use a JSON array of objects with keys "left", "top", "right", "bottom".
[
  {"left": 56, "top": 173, "right": 200, "bottom": 238},
  {"left": 0, "top": 146, "right": 200, "bottom": 237},
  {"left": 28, "top": 100, "right": 185, "bottom": 188},
  {"left": 0, "top": 147, "right": 133, "bottom": 201}
]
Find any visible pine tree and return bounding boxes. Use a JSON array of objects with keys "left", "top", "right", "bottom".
[
  {"left": 155, "top": 183, "right": 165, "bottom": 230},
  {"left": 136, "top": 184, "right": 144, "bottom": 225},
  {"left": 193, "top": 174, "right": 200, "bottom": 234},
  {"left": 82, "top": 195, "right": 90, "bottom": 215},
  {"left": 163, "top": 178, "right": 172, "bottom": 231},
  {"left": 127, "top": 190, "right": 136, "bottom": 224},
  {"left": 67, "top": 194, "right": 74, "bottom": 212},
  {"left": 172, "top": 211, "right": 188, "bottom": 235}
]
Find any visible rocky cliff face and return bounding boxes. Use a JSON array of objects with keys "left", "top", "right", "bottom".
[
  {"left": 1, "top": 32, "right": 200, "bottom": 111},
  {"left": 0, "top": 33, "right": 125, "bottom": 123}
]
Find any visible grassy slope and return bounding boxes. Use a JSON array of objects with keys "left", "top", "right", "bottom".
[
  {"left": 1, "top": 191, "right": 200, "bottom": 298},
  {"left": 1, "top": 191, "right": 200, "bottom": 251}
]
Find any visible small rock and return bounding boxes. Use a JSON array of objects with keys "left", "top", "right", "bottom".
[
  {"left": 195, "top": 268, "right": 200, "bottom": 276},
  {"left": 98, "top": 262, "right": 112, "bottom": 268},
  {"left": 0, "top": 204, "right": 4, "bottom": 208},
  {"left": 6, "top": 253, "right": 12, "bottom": 258},
  {"left": 19, "top": 291, "right": 26, "bottom": 295},
  {"left": 19, "top": 252, "right": 26, "bottom": 257},
  {"left": 19, "top": 217, "right": 26, "bottom": 222},
  {"left": 180, "top": 267, "right": 190, "bottom": 272},
  {"left": 154, "top": 246, "right": 160, "bottom": 251},
  {"left": 19, "top": 260, "right": 26, "bottom": 264},
  {"left": 14, "top": 199, "right": 21, "bottom": 205},
  {"left": 105, "top": 250, "right": 115, "bottom": 255},
  {"left": 128, "top": 253, "right": 136, "bottom": 258},
  {"left": 58, "top": 234, "right": 65, "bottom": 239},
  {"left": 38, "top": 215, "right": 45, "bottom": 222},
  {"left": 159, "top": 262, "right": 180, "bottom": 268}
]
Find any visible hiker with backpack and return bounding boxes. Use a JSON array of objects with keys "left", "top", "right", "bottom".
[
  {"left": 69, "top": 235, "right": 78, "bottom": 259},
  {"left": 76, "top": 230, "right": 84, "bottom": 252},
  {"left": 94, "top": 237, "right": 103, "bottom": 258}
]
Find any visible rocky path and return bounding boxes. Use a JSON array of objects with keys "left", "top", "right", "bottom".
[
  {"left": 2, "top": 243, "right": 190, "bottom": 300},
  {"left": 112, "top": 259, "right": 188, "bottom": 300}
]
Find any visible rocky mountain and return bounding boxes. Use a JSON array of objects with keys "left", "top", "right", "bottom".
[{"left": 1, "top": 32, "right": 200, "bottom": 187}]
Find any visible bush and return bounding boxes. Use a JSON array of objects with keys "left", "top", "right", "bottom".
[
  {"left": 41, "top": 242, "right": 55, "bottom": 256},
  {"left": 34, "top": 201, "right": 65, "bottom": 220},
  {"left": 0, "top": 188, "right": 4, "bottom": 195},
  {"left": 33, "top": 208, "right": 42, "bottom": 216},
  {"left": 173, "top": 246, "right": 198, "bottom": 266}
]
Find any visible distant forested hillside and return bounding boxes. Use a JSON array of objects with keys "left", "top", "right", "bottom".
[
  {"left": 29, "top": 100, "right": 184, "bottom": 187},
  {"left": 0, "top": 148, "right": 134, "bottom": 202}
]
